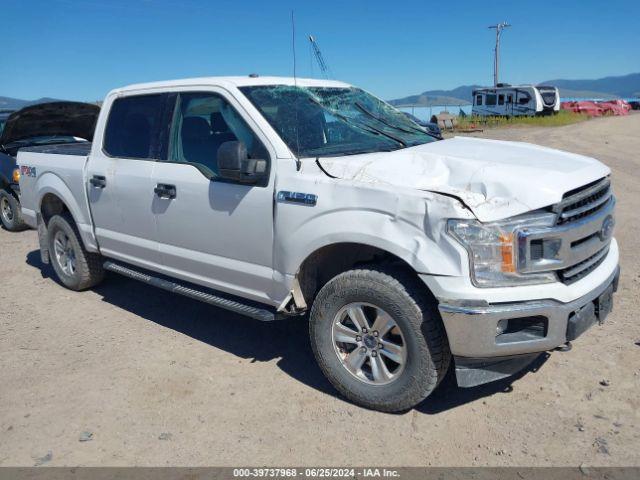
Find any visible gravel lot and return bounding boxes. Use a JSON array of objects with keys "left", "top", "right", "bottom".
[{"left": 1, "top": 113, "right": 639, "bottom": 467}]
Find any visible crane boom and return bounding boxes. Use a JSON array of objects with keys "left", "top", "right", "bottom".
[{"left": 309, "top": 35, "right": 330, "bottom": 78}]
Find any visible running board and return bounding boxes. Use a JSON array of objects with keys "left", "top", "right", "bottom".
[{"left": 103, "top": 261, "right": 283, "bottom": 322}]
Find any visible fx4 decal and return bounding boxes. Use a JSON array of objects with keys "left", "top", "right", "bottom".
[{"left": 20, "top": 165, "right": 37, "bottom": 178}]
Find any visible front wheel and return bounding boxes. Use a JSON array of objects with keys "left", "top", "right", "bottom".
[{"left": 309, "top": 267, "right": 450, "bottom": 412}]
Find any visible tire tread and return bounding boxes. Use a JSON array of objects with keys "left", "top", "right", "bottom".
[
  {"left": 309, "top": 265, "right": 451, "bottom": 412},
  {"left": 0, "top": 189, "right": 27, "bottom": 232},
  {"left": 48, "top": 212, "right": 104, "bottom": 291}
]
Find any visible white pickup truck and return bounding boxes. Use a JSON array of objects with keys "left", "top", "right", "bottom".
[{"left": 18, "top": 76, "right": 619, "bottom": 412}]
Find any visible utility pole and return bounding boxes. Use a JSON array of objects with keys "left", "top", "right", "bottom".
[{"left": 488, "top": 21, "right": 510, "bottom": 86}]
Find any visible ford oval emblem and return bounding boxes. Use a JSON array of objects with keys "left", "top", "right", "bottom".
[{"left": 599, "top": 215, "right": 615, "bottom": 241}]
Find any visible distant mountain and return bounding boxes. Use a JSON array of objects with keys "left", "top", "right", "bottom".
[
  {"left": 389, "top": 86, "right": 479, "bottom": 107},
  {"left": 0, "top": 96, "right": 62, "bottom": 111},
  {"left": 545, "top": 73, "right": 640, "bottom": 99},
  {"left": 389, "top": 72, "right": 640, "bottom": 106}
]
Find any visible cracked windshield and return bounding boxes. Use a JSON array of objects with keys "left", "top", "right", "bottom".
[{"left": 240, "top": 85, "right": 437, "bottom": 158}]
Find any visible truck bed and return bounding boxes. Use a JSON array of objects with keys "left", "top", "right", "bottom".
[
  {"left": 17, "top": 145, "right": 93, "bottom": 247},
  {"left": 20, "top": 142, "right": 92, "bottom": 156}
]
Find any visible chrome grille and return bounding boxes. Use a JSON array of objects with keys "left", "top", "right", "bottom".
[
  {"left": 558, "top": 245, "right": 610, "bottom": 285},
  {"left": 554, "top": 177, "right": 612, "bottom": 225},
  {"left": 516, "top": 177, "right": 615, "bottom": 285}
]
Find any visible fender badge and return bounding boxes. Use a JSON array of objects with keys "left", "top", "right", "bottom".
[{"left": 277, "top": 191, "right": 317, "bottom": 206}]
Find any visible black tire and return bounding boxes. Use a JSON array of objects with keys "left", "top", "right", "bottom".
[
  {"left": 309, "top": 267, "right": 450, "bottom": 412},
  {"left": 0, "top": 189, "right": 27, "bottom": 232},
  {"left": 47, "top": 213, "right": 104, "bottom": 291}
]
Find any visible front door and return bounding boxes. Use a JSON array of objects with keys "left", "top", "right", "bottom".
[
  {"left": 152, "top": 90, "right": 276, "bottom": 304},
  {"left": 87, "top": 93, "right": 168, "bottom": 269}
]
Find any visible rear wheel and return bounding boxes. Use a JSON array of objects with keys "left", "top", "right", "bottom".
[
  {"left": 309, "top": 267, "right": 450, "bottom": 412},
  {"left": 47, "top": 213, "right": 104, "bottom": 291},
  {"left": 0, "top": 189, "right": 27, "bottom": 232}
]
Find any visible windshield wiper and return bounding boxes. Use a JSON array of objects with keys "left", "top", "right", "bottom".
[
  {"left": 354, "top": 102, "right": 418, "bottom": 134},
  {"left": 354, "top": 102, "right": 439, "bottom": 139},
  {"left": 356, "top": 122, "right": 407, "bottom": 147},
  {"left": 307, "top": 96, "right": 406, "bottom": 148}
]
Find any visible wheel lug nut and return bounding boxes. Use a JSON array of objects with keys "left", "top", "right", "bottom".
[
  {"left": 371, "top": 350, "right": 377, "bottom": 357},
  {"left": 373, "top": 331, "right": 379, "bottom": 337},
  {"left": 362, "top": 328, "right": 368, "bottom": 333},
  {"left": 356, "top": 335, "right": 362, "bottom": 342},
  {"left": 378, "top": 343, "right": 383, "bottom": 349},
  {"left": 360, "top": 347, "right": 367, "bottom": 353}
]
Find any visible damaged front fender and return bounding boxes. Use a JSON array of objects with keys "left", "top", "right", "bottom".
[{"left": 274, "top": 167, "right": 474, "bottom": 279}]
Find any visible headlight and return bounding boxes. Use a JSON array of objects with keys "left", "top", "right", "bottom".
[
  {"left": 447, "top": 213, "right": 557, "bottom": 287},
  {"left": 12, "top": 168, "right": 20, "bottom": 183}
]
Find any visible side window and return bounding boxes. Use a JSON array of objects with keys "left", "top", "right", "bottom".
[
  {"left": 168, "top": 92, "right": 268, "bottom": 179},
  {"left": 498, "top": 94, "right": 505, "bottom": 105},
  {"left": 476, "top": 95, "right": 483, "bottom": 106},
  {"left": 104, "top": 94, "right": 166, "bottom": 159},
  {"left": 486, "top": 94, "right": 497, "bottom": 106},
  {"left": 519, "top": 94, "right": 531, "bottom": 105},
  {"left": 507, "top": 94, "right": 513, "bottom": 104}
]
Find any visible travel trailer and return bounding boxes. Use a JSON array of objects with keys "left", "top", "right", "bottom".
[{"left": 472, "top": 84, "right": 560, "bottom": 117}]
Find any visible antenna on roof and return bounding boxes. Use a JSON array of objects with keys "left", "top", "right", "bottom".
[
  {"left": 488, "top": 21, "right": 511, "bottom": 87},
  {"left": 290, "top": 10, "right": 302, "bottom": 171},
  {"left": 291, "top": 11, "right": 298, "bottom": 85}
]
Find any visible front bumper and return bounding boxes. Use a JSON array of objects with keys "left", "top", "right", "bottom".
[{"left": 437, "top": 265, "right": 619, "bottom": 359}]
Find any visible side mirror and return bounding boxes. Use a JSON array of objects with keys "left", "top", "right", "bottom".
[{"left": 217, "top": 141, "right": 267, "bottom": 184}]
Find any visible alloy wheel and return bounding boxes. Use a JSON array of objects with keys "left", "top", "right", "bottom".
[
  {"left": 53, "top": 230, "right": 77, "bottom": 277},
  {"left": 331, "top": 302, "right": 407, "bottom": 385},
  {"left": 1, "top": 196, "right": 13, "bottom": 223}
]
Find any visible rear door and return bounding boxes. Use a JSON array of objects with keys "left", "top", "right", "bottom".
[
  {"left": 86, "top": 93, "right": 169, "bottom": 269},
  {"left": 151, "top": 89, "right": 276, "bottom": 304}
]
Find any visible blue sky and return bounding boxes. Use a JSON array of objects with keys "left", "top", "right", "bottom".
[{"left": 1, "top": 0, "right": 638, "bottom": 102}]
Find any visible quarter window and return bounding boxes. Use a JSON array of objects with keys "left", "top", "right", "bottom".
[
  {"left": 476, "top": 95, "right": 483, "bottom": 106},
  {"left": 104, "top": 94, "right": 166, "bottom": 159}
]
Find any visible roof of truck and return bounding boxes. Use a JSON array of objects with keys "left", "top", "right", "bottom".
[{"left": 110, "top": 76, "right": 351, "bottom": 95}]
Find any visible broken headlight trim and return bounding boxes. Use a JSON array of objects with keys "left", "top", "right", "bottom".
[{"left": 447, "top": 213, "right": 557, "bottom": 287}]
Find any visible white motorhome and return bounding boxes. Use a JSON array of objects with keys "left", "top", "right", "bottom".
[{"left": 472, "top": 84, "right": 560, "bottom": 117}]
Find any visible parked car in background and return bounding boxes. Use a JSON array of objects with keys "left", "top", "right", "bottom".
[
  {"left": 401, "top": 111, "right": 443, "bottom": 139},
  {"left": 0, "top": 102, "right": 99, "bottom": 231},
  {"left": 627, "top": 100, "right": 640, "bottom": 111}
]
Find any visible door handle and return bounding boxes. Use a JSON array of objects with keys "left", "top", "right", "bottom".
[
  {"left": 89, "top": 175, "right": 106, "bottom": 188},
  {"left": 154, "top": 183, "right": 176, "bottom": 199}
]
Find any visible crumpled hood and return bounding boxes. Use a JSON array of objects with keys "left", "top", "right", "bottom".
[{"left": 317, "top": 136, "right": 610, "bottom": 222}]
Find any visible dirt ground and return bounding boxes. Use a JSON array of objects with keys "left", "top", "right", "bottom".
[{"left": 1, "top": 114, "right": 639, "bottom": 467}]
